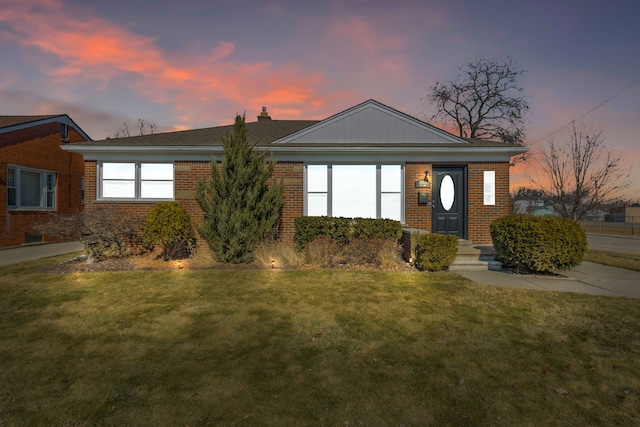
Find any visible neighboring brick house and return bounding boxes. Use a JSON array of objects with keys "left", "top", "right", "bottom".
[
  {"left": 1, "top": 115, "right": 90, "bottom": 247},
  {"left": 63, "top": 100, "right": 527, "bottom": 245}
]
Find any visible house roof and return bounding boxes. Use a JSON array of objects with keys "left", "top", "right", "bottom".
[
  {"left": 0, "top": 115, "right": 60, "bottom": 129},
  {"left": 62, "top": 99, "right": 528, "bottom": 162},
  {"left": 0, "top": 114, "right": 92, "bottom": 141},
  {"left": 89, "top": 119, "right": 319, "bottom": 147}
]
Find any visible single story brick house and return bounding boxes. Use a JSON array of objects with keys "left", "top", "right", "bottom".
[
  {"left": 1, "top": 115, "right": 90, "bottom": 247},
  {"left": 62, "top": 100, "right": 527, "bottom": 245}
]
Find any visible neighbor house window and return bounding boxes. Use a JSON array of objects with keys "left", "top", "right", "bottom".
[
  {"left": 305, "top": 164, "right": 404, "bottom": 222},
  {"left": 60, "top": 123, "right": 69, "bottom": 140},
  {"left": 6, "top": 166, "right": 56, "bottom": 209},
  {"left": 99, "top": 162, "right": 174, "bottom": 200}
]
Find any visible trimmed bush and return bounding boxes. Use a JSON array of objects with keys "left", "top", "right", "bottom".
[
  {"left": 490, "top": 215, "right": 587, "bottom": 274},
  {"left": 414, "top": 233, "right": 458, "bottom": 272},
  {"left": 294, "top": 216, "right": 402, "bottom": 250},
  {"left": 143, "top": 202, "right": 195, "bottom": 260}
]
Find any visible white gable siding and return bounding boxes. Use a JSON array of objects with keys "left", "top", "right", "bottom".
[{"left": 275, "top": 100, "right": 465, "bottom": 145}]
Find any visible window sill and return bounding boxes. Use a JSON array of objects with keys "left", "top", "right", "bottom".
[
  {"left": 95, "top": 199, "right": 175, "bottom": 203},
  {"left": 7, "top": 208, "right": 56, "bottom": 212}
]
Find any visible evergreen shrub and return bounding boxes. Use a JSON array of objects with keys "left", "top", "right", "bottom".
[
  {"left": 490, "top": 215, "right": 587, "bottom": 274},
  {"left": 143, "top": 202, "right": 195, "bottom": 260},
  {"left": 414, "top": 233, "right": 458, "bottom": 271},
  {"left": 196, "top": 114, "right": 284, "bottom": 263}
]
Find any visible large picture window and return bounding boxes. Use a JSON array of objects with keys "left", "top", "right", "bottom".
[
  {"left": 99, "top": 162, "right": 174, "bottom": 200},
  {"left": 6, "top": 166, "right": 56, "bottom": 210},
  {"left": 305, "top": 164, "right": 403, "bottom": 222}
]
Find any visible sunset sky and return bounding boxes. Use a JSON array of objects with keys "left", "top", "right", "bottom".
[{"left": 1, "top": 0, "right": 638, "bottom": 199}]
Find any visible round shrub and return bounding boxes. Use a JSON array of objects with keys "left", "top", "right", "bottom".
[
  {"left": 415, "top": 234, "right": 458, "bottom": 272},
  {"left": 490, "top": 215, "right": 587, "bottom": 274},
  {"left": 143, "top": 202, "right": 195, "bottom": 260}
]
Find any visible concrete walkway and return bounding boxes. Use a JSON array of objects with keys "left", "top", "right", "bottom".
[
  {"left": 0, "top": 241, "right": 84, "bottom": 267},
  {"left": 457, "top": 261, "right": 640, "bottom": 299}
]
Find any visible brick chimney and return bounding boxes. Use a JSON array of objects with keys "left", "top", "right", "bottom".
[{"left": 257, "top": 106, "right": 271, "bottom": 121}]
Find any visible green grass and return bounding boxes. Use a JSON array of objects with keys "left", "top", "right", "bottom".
[
  {"left": 584, "top": 248, "right": 640, "bottom": 272},
  {"left": 1, "top": 256, "right": 640, "bottom": 426}
]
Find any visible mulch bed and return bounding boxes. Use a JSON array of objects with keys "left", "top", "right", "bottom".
[
  {"left": 37, "top": 256, "right": 136, "bottom": 274},
  {"left": 36, "top": 255, "right": 413, "bottom": 274}
]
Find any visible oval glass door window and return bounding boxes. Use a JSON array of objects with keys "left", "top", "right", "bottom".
[{"left": 440, "top": 174, "right": 455, "bottom": 211}]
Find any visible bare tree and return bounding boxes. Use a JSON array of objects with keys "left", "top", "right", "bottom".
[
  {"left": 30, "top": 209, "right": 145, "bottom": 263},
  {"left": 425, "top": 56, "right": 529, "bottom": 145},
  {"left": 109, "top": 118, "right": 158, "bottom": 139},
  {"left": 535, "top": 124, "right": 630, "bottom": 221}
]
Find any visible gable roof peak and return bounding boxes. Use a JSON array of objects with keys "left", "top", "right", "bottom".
[{"left": 272, "top": 99, "right": 467, "bottom": 145}]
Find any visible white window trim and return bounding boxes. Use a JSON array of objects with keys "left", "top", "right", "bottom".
[
  {"left": 98, "top": 162, "right": 175, "bottom": 201},
  {"left": 304, "top": 164, "right": 405, "bottom": 223},
  {"left": 484, "top": 170, "right": 496, "bottom": 206},
  {"left": 6, "top": 165, "right": 56, "bottom": 210}
]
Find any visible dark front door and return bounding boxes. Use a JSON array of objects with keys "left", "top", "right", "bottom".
[{"left": 432, "top": 166, "right": 466, "bottom": 239}]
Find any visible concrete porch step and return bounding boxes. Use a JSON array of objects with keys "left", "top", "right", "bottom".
[{"left": 450, "top": 240, "right": 502, "bottom": 272}]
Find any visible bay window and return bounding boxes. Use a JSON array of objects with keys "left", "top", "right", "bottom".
[
  {"left": 99, "top": 162, "right": 174, "bottom": 200},
  {"left": 6, "top": 166, "right": 56, "bottom": 210},
  {"left": 305, "top": 164, "right": 404, "bottom": 222}
]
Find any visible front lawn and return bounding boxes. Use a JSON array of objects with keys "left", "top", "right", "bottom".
[{"left": 1, "top": 256, "right": 639, "bottom": 426}]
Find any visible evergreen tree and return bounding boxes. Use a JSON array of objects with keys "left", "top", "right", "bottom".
[{"left": 196, "top": 114, "right": 284, "bottom": 263}]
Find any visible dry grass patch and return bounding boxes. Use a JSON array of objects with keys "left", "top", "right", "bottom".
[{"left": 584, "top": 248, "right": 640, "bottom": 272}]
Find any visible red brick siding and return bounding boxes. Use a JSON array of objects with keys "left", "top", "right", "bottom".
[
  {"left": 84, "top": 161, "right": 305, "bottom": 243},
  {"left": 272, "top": 162, "right": 304, "bottom": 242},
  {"left": 1, "top": 123, "right": 85, "bottom": 247},
  {"left": 83, "top": 159, "right": 509, "bottom": 247},
  {"left": 404, "top": 161, "right": 510, "bottom": 244},
  {"left": 404, "top": 163, "right": 433, "bottom": 231},
  {"left": 466, "top": 162, "right": 510, "bottom": 244}
]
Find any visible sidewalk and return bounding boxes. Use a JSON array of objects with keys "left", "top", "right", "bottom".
[
  {"left": 457, "top": 261, "right": 640, "bottom": 299},
  {"left": 0, "top": 241, "right": 84, "bottom": 267}
]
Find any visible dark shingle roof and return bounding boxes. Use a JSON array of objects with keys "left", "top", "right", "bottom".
[
  {"left": 0, "top": 115, "right": 60, "bottom": 129},
  {"left": 79, "top": 120, "right": 320, "bottom": 147}
]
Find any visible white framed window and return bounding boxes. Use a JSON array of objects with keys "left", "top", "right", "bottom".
[
  {"left": 484, "top": 171, "right": 495, "bottom": 205},
  {"left": 305, "top": 164, "right": 404, "bottom": 222},
  {"left": 6, "top": 166, "right": 56, "bottom": 210},
  {"left": 307, "top": 165, "right": 328, "bottom": 216},
  {"left": 99, "top": 162, "right": 174, "bottom": 200},
  {"left": 60, "top": 123, "right": 69, "bottom": 140}
]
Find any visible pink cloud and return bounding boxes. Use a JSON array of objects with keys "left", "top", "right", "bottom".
[{"left": 0, "top": 0, "right": 334, "bottom": 130}]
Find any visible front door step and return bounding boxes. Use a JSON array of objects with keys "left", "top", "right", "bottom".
[{"left": 450, "top": 240, "right": 502, "bottom": 272}]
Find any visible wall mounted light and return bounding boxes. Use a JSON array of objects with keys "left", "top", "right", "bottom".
[{"left": 415, "top": 170, "right": 431, "bottom": 189}]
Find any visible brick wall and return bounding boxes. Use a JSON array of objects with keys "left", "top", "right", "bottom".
[
  {"left": 83, "top": 160, "right": 305, "bottom": 243},
  {"left": 83, "top": 159, "right": 509, "bottom": 248},
  {"left": 405, "top": 163, "right": 433, "bottom": 231},
  {"left": 1, "top": 123, "right": 85, "bottom": 247},
  {"left": 404, "top": 161, "right": 510, "bottom": 245},
  {"left": 466, "top": 162, "right": 510, "bottom": 244}
]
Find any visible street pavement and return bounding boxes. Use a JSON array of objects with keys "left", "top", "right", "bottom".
[{"left": 587, "top": 234, "right": 640, "bottom": 254}]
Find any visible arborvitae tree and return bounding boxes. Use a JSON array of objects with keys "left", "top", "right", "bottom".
[{"left": 196, "top": 114, "right": 284, "bottom": 263}]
